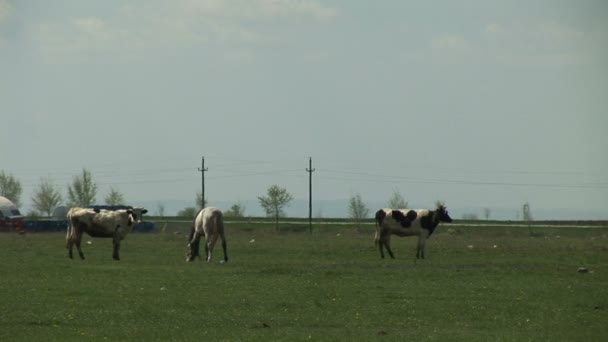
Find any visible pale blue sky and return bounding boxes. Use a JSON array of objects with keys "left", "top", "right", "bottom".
[{"left": 1, "top": 0, "right": 607, "bottom": 218}]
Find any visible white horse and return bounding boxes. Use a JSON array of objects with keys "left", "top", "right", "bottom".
[{"left": 186, "top": 207, "right": 228, "bottom": 263}]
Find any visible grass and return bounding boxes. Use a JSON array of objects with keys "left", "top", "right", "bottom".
[{"left": 1, "top": 223, "right": 607, "bottom": 341}]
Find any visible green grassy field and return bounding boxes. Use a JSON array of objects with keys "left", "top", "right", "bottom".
[{"left": 1, "top": 222, "right": 607, "bottom": 341}]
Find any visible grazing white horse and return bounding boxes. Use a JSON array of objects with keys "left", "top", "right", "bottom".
[{"left": 186, "top": 207, "right": 228, "bottom": 263}]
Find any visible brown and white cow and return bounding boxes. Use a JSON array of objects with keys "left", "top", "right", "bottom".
[
  {"left": 66, "top": 206, "right": 147, "bottom": 260},
  {"left": 375, "top": 204, "right": 452, "bottom": 260}
]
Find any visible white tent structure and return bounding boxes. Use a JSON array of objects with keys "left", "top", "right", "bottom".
[
  {"left": 0, "top": 196, "right": 23, "bottom": 230},
  {"left": 0, "top": 196, "right": 21, "bottom": 218}
]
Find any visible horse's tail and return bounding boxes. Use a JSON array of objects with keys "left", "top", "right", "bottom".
[{"left": 213, "top": 210, "right": 225, "bottom": 235}]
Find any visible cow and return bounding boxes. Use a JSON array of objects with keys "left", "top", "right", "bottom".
[
  {"left": 186, "top": 207, "right": 228, "bottom": 263},
  {"left": 375, "top": 203, "right": 452, "bottom": 260},
  {"left": 65, "top": 206, "right": 147, "bottom": 260}
]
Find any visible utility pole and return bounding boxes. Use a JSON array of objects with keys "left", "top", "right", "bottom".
[
  {"left": 198, "top": 157, "right": 208, "bottom": 209},
  {"left": 306, "top": 157, "right": 315, "bottom": 233}
]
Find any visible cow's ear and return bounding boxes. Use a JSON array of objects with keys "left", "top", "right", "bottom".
[{"left": 142, "top": 209, "right": 148, "bottom": 214}]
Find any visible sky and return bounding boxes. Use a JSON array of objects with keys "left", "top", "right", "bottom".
[{"left": 1, "top": 0, "right": 607, "bottom": 219}]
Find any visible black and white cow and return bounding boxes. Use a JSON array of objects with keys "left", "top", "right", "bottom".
[{"left": 375, "top": 204, "right": 452, "bottom": 260}]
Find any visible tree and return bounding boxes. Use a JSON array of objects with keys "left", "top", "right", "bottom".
[
  {"left": 461, "top": 213, "right": 479, "bottom": 220},
  {"left": 0, "top": 171, "right": 22, "bottom": 207},
  {"left": 258, "top": 185, "right": 293, "bottom": 231},
  {"left": 104, "top": 187, "right": 125, "bottom": 205},
  {"left": 156, "top": 203, "right": 165, "bottom": 217},
  {"left": 196, "top": 192, "right": 207, "bottom": 209},
  {"left": 387, "top": 189, "right": 408, "bottom": 209},
  {"left": 177, "top": 207, "right": 197, "bottom": 219},
  {"left": 483, "top": 208, "right": 491, "bottom": 220},
  {"left": 348, "top": 193, "right": 369, "bottom": 230},
  {"left": 31, "top": 177, "right": 62, "bottom": 217},
  {"left": 225, "top": 203, "right": 246, "bottom": 218},
  {"left": 67, "top": 168, "right": 97, "bottom": 207}
]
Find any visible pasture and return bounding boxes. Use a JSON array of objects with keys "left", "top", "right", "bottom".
[{"left": 1, "top": 221, "right": 607, "bottom": 341}]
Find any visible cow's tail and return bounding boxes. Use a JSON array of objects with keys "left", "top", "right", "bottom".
[{"left": 65, "top": 214, "right": 74, "bottom": 240}]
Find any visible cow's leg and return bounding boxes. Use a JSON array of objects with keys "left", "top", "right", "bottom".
[
  {"left": 66, "top": 239, "right": 74, "bottom": 259},
  {"left": 112, "top": 237, "right": 121, "bottom": 261},
  {"left": 66, "top": 223, "right": 73, "bottom": 258},
  {"left": 380, "top": 230, "right": 394, "bottom": 259},
  {"left": 416, "top": 236, "right": 427, "bottom": 260},
  {"left": 385, "top": 236, "right": 395, "bottom": 259},
  {"left": 75, "top": 230, "right": 85, "bottom": 260},
  {"left": 66, "top": 229, "right": 74, "bottom": 259},
  {"left": 378, "top": 236, "right": 385, "bottom": 259},
  {"left": 374, "top": 225, "right": 380, "bottom": 247}
]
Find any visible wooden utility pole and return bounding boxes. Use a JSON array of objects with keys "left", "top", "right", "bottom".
[
  {"left": 198, "top": 157, "right": 208, "bottom": 208},
  {"left": 306, "top": 157, "right": 315, "bottom": 233}
]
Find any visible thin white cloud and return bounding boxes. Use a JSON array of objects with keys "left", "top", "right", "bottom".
[
  {"left": 0, "top": 0, "right": 13, "bottom": 47},
  {"left": 0, "top": 0, "right": 11, "bottom": 23},
  {"left": 187, "top": 0, "right": 338, "bottom": 21},
  {"left": 483, "top": 22, "right": 590, "bottom": 66},
  {"left": 429, "top": 33, "right": 479, "bottom": 64},
  {"left": 428, "top": 22, "right": 593, "bottom": 67},
  {"left": 28, "top": 0, "right": 338, "bottom": 61}
]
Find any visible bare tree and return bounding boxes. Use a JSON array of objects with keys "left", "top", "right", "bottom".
[
  {"left": 483, "top": 208, "right": 491, "bottom": 220},
  {"left": 462, "top": 213, "right": 479, "bottom": 220},
  {"left": 67, "top": 168, "right": 97, "bottom": 207},
  {"left": 387, "top": 189, "right": 408, "bottom": 209},
  {"left": 31, "top": 177, "right": 63, "bottom": 217},
  {"left": 258, "top": 185, "right": 293, "bottom": 231},
  {"left": 196, "top": 191, "right": 207, "bottom": 209},
  {"left": 156, "top": 203, "right": 165, "bottom": 217},
  {"left": 104, "top": 187, "right": 125, "bottom": 205},
  {"left": 348, "top": 193, "right": 369, "bottom": 230},
  {"left": 0, "top": 171, "right": 22, "bottom": 207}
]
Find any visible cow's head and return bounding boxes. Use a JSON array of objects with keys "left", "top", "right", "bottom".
[
  {"left": 435, "top": 203, "right": 453, "bottom": 223},
  {"left": 130, "top": 207, "right": 148, "bottom": 224}
]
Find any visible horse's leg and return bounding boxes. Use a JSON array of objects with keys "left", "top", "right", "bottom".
[
  {"left": 187, "top": 231, "right": 202, "bottom": 262},
  {"left": 206, "top": 234, "right": 219, "bottom": 262},
  {"left": 220, "top": 231, "right": 228, "bottom": 262}
]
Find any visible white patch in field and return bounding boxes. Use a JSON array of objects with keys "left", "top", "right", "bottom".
[
  {"left": 219, "top": 260, "right": 225, "bottom": 264},
  {"left": 467, "top": 245, "right": 474, "bottom": 249},
  {"left": 250, "top": 239, "right": 255, "bottom": 243},
  {"left": 87, "top": 241, "right": 92, "bottom": 245}
]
